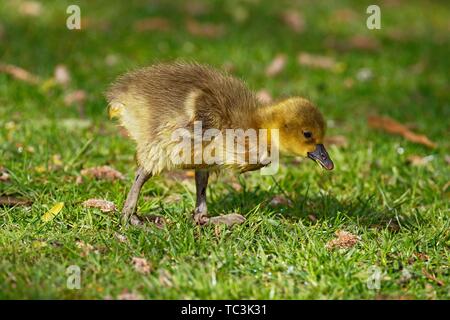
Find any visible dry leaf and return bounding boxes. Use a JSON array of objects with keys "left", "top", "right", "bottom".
[
  {"left": 256, "top": 89, "right": 273, "bottom": 104},
  {"left": 82, "top": 199, "right": 116, "bottom": 213},
  {"left": 265, "top": 54, "right": 287, "bottom": 77},
  {"left": 406, "top": 155, "right": 433, "bottom": 166},
  {"left": 114, "top": 232, "right": 128, "bottom": 243},
  {"left": 142, "top": 214, "right": 166, "bottom": 229},
  {"left": 186, "top": 19, "right": 225, "bottom": 38},
  {"left": 64, "top": 90, "right": 87, "bottom": 106},
  {"left": 415, "top": 252, "right": 430, "bottom": 262},
  {"left": 81, "top": 166, "right": 124, "bottom": 181},
  {"left": 270, "top": 195, "right": 293, "bottom": 207},
  {"left": 132, "top": 257, "right": 152, "bottom": 274},
  {"left": 348, "top": 35, "right": 380, "bottom": 51},
  {"left": 76, "top": 240, "right": 94, "bottom": 257},
  {"left": 445, "top": 155, "right": 450, "bottom": 165},
  {"left": 281, "top": 10, "right": 305, "bottom": 33},
  {"left": 117, "top": 289, "right": 142, "bottom": 300},
  {"left": 0, "top": 63, "right": 41, "bottom": 84},
  {"left": 19, "top": 1, "right": 42, "bottom": 16},
  {"left": 158, "top": 270, "right": 173, "bottom": 287},
  {"left": 422, "top": 268, "right": 444, "bottom": 286},
  {"left": 308, "top": 214, "right": 317, "bottom": 222},
  {"left": 42, "top": 202, "right": 64, "bottom": 222},
  {"left": 0, "top": 167, "right": 10, "bottom": 182},
  {"left": 298, "top": 52, "right": 337, "bottom": 70},
  {"left": 326, "top": 230, "right": 360, "bottom": 250},
  {"left": 133, "top": 17, "right": 171, "bottom": 32},
  {"left": 368, "top": 115, "right": 437, "bottom": 149},
  {"left": 0, "top": 196, "right": 32, "bottom": 207},
  {"left": 54, "top": 64, "right": 71, "bottom": 85},
  {"left": 324, "top": 135, "right": 348, "bottom": 148},
  {"left": 184, "top": 1, "right": 210, "bottom": 16}
]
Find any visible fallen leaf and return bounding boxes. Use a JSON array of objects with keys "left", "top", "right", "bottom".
[
  {"left": 64, "top": 90, "right": 87, "bottom": 106},
  {"left": 114, "top": 232, "right": 127, "bottom": 243},
  {"left": 133, "top": 17, "right": 171, "bottom": 32},
  {"left": 132, "top": 257, "right": 152, "bottom": 274},
  {"left": 105, "top": 54, "right": 119, "bottom": 66},
  {"left": 298, "top": 52, "right": 337, "bottom": 70},
  {"left": 281, "top": 10, "right": 305, "bottom": 33},
  {"left": 42, "top": 202, "right": 64, "bottom": 222},
  {"left": 54, "top": 64, "right": 71, "bottom": 86},
  {"left": 348, "top": 35, "right": 380, "bottom": 51},
  {"left": 76, "top": 240, "right": 95, "bottom": 257},
  {"left": 422, "top": 268, "right": 444, "bottom": 286},
  {"left": 186, "top": 19, "right": 225, "bottom": 38},
  {"left": 0, "top": 63, "right": 41, "bottom": 84},
  {"left": 308, "top": 214, "right": 317, "bottom": 222},
  {"left": 158, "top": 270, "right": 173, "bottom": 287},
  {"left": 19, "top": 1, "right": 42, "bottom": 16},
  {"left": 330, "top": 8, "right": 358, "bottom": 23},
  {"left": 445, "top": 155, "right": 450, "bottom": 165},
  {"left": 0, "top": 196, "right": 32, "bottom": 207},
  {"left": 270, "top": 195, "right": 293, "bottom": 207},
  {"left": 406, "top": 155, "right": 433, "bottom": 166},
  {"left": 82, "top": 199, "right": 116, "bottom": 213},
  {"left": 265, "top": 54, "right": 287, "bottom": 77},
  {"left": 368, "top": 115, "right": 437, "bottom": 149},
  {"left": 81, "top": 166, "right": 124, "bottom": 181},
  {"left": 324, "top": 135, "right": 348, "bottom": 148},
  {"left": 142, "top": 214, "right": 166, "bottom": 229},
  {"left": 415, "top": 252, "right": 430, "bottom": 262},
  {"left": 0, "top": 167, "right": 10, "bottom": 182},
  {"left": 184, "top": 1, "right": 210, "bottom": 16},
  {"left": 256, "top": 89, "right": 273, "bottom": 104},
  {"left": 117, "top": 289, "right": 142, "bottom": 300},
  {"left": 326, "top": 230, "right": 360, "bottom": 250}
]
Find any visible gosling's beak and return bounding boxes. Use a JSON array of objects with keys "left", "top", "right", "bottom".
[{"left": 307, "top": 144, "right": 334, "bottom": 170}]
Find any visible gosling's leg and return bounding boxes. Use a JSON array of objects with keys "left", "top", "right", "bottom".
[
  {"left": 193, "top": 170, "right": 246, "bottom": 227},
  {"left": 121, "top": 166, "right": 151, "bottom": 225},
  {"left": 193, "top": 170, "right": 209, "bottom": 225}
]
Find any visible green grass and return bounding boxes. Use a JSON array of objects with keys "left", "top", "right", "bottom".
[{"left": 0, "top": 0, "right": 449, "bottom": 299}]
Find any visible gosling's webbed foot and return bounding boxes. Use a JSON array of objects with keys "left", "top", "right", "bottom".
[{"left": 208, "top": 213, "right": 246, "bottom": 227}]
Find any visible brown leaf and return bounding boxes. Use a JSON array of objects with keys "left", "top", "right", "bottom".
[
  {"left": 184, "top": 1, "right": 210, "bottom": 16},
  {"left": 422, "top": 268, "right": 444, "bottom": 286},
  {"left": 270, "top": 195, "right": 293, "bottom": 207},
  {"left": 348, "top": 35, "right": 380, "bottom": 51},
  {"left": 298, "top": 52, "right": 337, "bottom": 70},
  {"left": 368, "top": 115, "right": 437, "bottom": 149},
  {"left": 265, "top": 54, "right": 287, "bottom": 77},
  {"left": 158, "top": 270, "right": 173, "bottom": 287},
  {"left": 132, "top": 257, "right": 152, "bottom": 274},
  {"left": 114, "top": 232, "right": 128, "bottom": 243},
  {"left": 406, "top": 155, "right": 433, "bottom": 166},
  {"left": 281, "top": 10, "right": 305, "bottom": 33},
  {"left": 0, "top": 63, "right": 41, "bottom": 84},
  {"left": 186, "top": 19, "right": 225, "bottom": 38},
  {"left": 415, "top": 252, "right": 430, "bottom": 262},
  {"left": 324, "top": 135, "right": 348, "bottom": 148},
  {"left": 82, "top": 199, "right": 116, "bottom": 213},
  {"left": 142, "top": 214, "right": 166, "bottom": 229},
  {"left": 308, "top": 214, "right": 317, "bottom": 222},
  {"left": 256, "top": 89, "right": 273, "bottom": 104},
  {"left": 64, "top": 90, "right": 87, "bottom": 106},
  {"left": 133, "top": 17, "right": 171, "bottom": 32},
  {"left": 54, "top": 64, "right": 71, "bottom": 86},
  {"left": 81, "top": 166, "right": 124, "bottom": 181},
  {"left": 0, "top": 167, "right": 10, "bottom": 182},
  {"left": 0, "top": 196, "right": 32, "bottom": 207},
  {"left": 76, "top": 241, "right": 95, "bottom": 257},
  {"left": 326, "top": 230, "right": 360, "bottom": 250},
  {"left": 19, "top": 1, "right": 42, "bottom": 16},
  {"left": 117, "top": 289, "right": 142, "bottom": 300}
]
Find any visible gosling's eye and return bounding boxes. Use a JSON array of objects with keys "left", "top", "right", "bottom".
[{"left": 303, "top": 131, "right": 312, "bottom": 139}]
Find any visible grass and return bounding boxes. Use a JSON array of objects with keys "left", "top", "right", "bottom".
[{"left": 0, "top": 0, "right": 449, "bottom": 299}]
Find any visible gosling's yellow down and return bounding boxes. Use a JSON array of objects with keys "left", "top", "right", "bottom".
[{"left": 106, "top": 62, "right": 333, "bottom": 226}]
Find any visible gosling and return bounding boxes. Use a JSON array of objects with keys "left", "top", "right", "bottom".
[{"left": 106, "top": 62, "right": 333, "bottom": 226}]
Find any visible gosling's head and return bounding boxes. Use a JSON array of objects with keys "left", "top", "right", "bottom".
[{"left": 259, "top": 97, "right": 334, "bottom": 170}]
